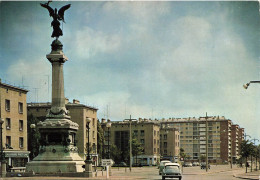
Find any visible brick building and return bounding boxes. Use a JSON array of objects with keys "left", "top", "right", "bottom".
[
  {"left": 0, "top": 80, "right": 29, "bottom": 168},
  {"left": 159, "top": 116, "right": 244, "bottom": 163}
]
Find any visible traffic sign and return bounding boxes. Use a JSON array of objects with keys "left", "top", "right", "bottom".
[{"left": 101, "top": 159, "right": 113, "bottom": 166}]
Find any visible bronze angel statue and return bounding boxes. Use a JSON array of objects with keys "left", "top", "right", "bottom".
[{"left": 40, "top": 2, "right": 71, "bottom": 39}]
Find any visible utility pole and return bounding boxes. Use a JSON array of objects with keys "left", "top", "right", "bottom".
[
  {"left": 250, "top": 138, "right": 259, "bottom": 171},
  {"left": 125, "top": 115, "right": 137, "bottom": 172}
]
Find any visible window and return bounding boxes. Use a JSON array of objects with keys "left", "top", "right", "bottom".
[
  {"left": 133, "top": 130, "right": 138, "bottom": 136},
  {"left": 93, "top": 131, "right": 95, "bottom": 138},
  {"left": 163, "top": 134, "right": 167, "bottom": 140},
  {"left": 154, "top": 148, "right": 156, "bottom": 153},
  {"left": 6, "top": 136, "right": 11, "bottom": 148},
  {"left": 154, "top": 130, "right": 156, "bottom": 136},
  {"left": 19, "top": 137, "right": 24, "bottom": 148},
  {"left": 164, "top": 142, "right": 167, "bottom": 148},
  {"left": 19, "top": 120, "right": 23, "bottom": 131},
  {"left": 141, "top": 130, "right": 145, "bottom": 136},
  {"left": 6, "top": 118, "right": 11, "bottom": 129},
  {"left": 164, "top": 150, "right": 167, "bottom": 154},
  {"left": 18, "top": 102, "right": 23, "bottom": 113},
  {"left": 141, "top": 139, "right": 145, "bottom": 144},
  {"left": 5, "top": 99, "right": 10, "bottom": 111},
  {"left": 154, "top": 139, "right": 156, "bottom": 145}
]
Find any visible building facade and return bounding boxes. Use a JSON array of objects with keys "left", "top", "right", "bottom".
[
  {"left": 27, "top": 99, "right": 98, "bottom": 164},
  {"left": 160, "top": 125, "right": 180, "bottom": 162},
  {"left": 102, "top": 118, "right": 161, "bottom": 166},
  {"left": 159, "top": 116, "right": 244, "bottom": 163},
  {"left": 0, "top": 80, "right": 29, "bottom": 168}
]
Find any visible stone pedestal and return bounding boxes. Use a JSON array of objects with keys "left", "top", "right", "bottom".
[
  {"left": 84, "top": 160, "right": 93, "bottom": 177},
  {"left": 26, "top": 40, "right": 85, "bottom": 174},
  {"left": 1, "top": 161, "right": 6, "bottom": 177}
]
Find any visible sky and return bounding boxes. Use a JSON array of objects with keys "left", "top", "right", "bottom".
[{"left": 0, "top": 1, "right": 259, "bottom": 142}]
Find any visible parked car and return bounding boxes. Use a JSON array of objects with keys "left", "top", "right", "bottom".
[
  {"left": 159, "top": 160, "right": 171, "bottom": 175},
  {"left": 183, "top": 162, "right": 192, "bottom": 167},
  {"left": 162, "top": 162, "right": 182, "bottom": 180},
  {"left": 200, "top": 162, "right": 210, "bottom": 169},
  {"left": 192, "top": 162, "right": 200, "bottom": 166},
  {"left": 133, "top": 163, "right": 143, "bottom": 167},
  {"left": 113, "top": 162, "right": 127, "bottom": 167}
]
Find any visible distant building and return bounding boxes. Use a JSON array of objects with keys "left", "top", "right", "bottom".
[
  {"left": 102, "top": 118, "right": 161, "bottom": 166},
  {"left": 0, "top": 80, "right": 29, "bottom": 168},
  {"left": 27, "top": 99, "right": 98, "bottom": 165},
  {"left": 160, "top": 124, "right": 180, "bottom": 162},
  {"left": 159, "top": 116, "right": 244, "bottom": 163},
  {"left": 231, "top": 124, "right": 240, "bottom": 163}
]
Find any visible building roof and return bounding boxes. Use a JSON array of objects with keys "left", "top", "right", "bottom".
[
  {"left": 0, "top": 80, "right": 29, "bottom": 93},
  {"left": 27, "top": 102, "right": 98, "bottom": 111}
]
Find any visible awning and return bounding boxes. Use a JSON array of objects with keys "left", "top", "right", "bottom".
[{"left": 4, "top": 151, "right": 30, "bottom": 158}]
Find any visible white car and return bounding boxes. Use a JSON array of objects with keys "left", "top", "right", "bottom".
[
  {"left": 162, "top": 163, "right": 182, "bottom": 180},
  {"left": 159, "top": 160, "right": 171, "bottom": 175}
]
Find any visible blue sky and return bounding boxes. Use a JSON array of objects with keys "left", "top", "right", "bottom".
[{"left": 0, "top": 1, "right": 259, "bottom": 142}]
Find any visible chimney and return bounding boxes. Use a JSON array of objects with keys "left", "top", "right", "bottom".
[
  {"left": 101, "top": 118, "right": 106, "bottom": 123},
  {"left": 73, "top": 99, "right": 80, "bottom": 104}
]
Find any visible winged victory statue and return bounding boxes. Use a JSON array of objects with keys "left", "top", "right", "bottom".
[{"left": 40, "top": 1, "right": 71, "bottom": 39}]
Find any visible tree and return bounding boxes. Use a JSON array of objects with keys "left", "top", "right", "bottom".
[
  {"left": 27, "top": 114, "right": 41, "bottom": 160},
  {"left": 180, "top": 148, "right": 187, "bottom": 161},
  {"left": 199, "top": 155, "right": 206, "bottom": 162},
  {"left": 240, "top": 140, "right": 254, "bottom": 173},
  {"left": 97, "top": 119, "right": 104, "bottom": 161},
  {"left": 110, "top": 144, "right": 122, "bottom": 163},
  {"left": 132, "top": 137, "right": 143, "bottom": 165}
]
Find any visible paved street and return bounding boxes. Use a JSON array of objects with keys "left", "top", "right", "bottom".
[{"left": 1, "top": 165, "right": 259, "bottom": 180}]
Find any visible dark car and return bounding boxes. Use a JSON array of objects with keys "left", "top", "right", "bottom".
[
  {"left": 200, "top": 162, "right": 210, "bottom": 169},
  {"left": 113, "top": 162, "right": 127, "bottom": 167},
  {"left": 133, "top": 163, "right": 143, "bottom": 167}
]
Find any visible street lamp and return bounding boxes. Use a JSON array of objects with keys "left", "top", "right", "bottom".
[
  {"left": 125, "top": 115, "right": 137, "bottom": 172},
  {"left": 243, "top": 81, "right": 260, "bottom": 89},
  {"left": 106, "top": 120, "right": 111, "bottom": 159},
  {"left": 86, "top": 117, "right": 92, "bottom": 161},
  {"left": 250, "top": 138, "right": 259, "bottom": 171},
  {"left": 30, "top": 124, "right": 36, "bottom": 159},
  {"left": 84, "top": 117, "right": 93, "bottom": 177}
]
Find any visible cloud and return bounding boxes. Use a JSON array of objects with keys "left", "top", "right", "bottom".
[
  {"left": 6, "top": 58, "right": 51, "bottom": 102},
  {"left": 72, "top": 26, "right": 122, "bottom": 60}
]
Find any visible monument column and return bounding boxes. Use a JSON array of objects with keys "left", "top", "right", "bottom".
[{"left": 46, "top": 40, "right": 68, "bottom": 118}]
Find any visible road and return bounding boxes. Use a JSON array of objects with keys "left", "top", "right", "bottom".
[
  {"left": 0, "top": 165, "right": 249, "bottom": 180},
  {"left": 108, "top": 164, "right": 246, "bottom": 180}
]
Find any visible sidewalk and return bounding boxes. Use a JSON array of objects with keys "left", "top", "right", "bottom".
[{"left": 234, "top": 170, "right": 260, "bottom": 180}]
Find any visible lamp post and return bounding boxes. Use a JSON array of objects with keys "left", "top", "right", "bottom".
[
  {"left": 106, "top": 120, "right": 111, "bottom": 159},
  {"left": 106, "top": 120, "right": 112, "bottom": 176},
  {"left": 30, "top": 124, "right": 36, "bottom": 159},
  {"left": 250, "top": 138, "right": 259, "bottom": 171},
  {"left": 125, "top": 115, "right": 137, "bottom": 172},
  {"left": 85, "top": 117, "right": 92, "bottom": 177},
  {"left": 0, "top": 118, "right": 6, "bottom": 177},
  {"left": 243, "top": 81, "right": 260, "bottom": 89}
]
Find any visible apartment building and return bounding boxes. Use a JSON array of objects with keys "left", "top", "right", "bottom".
[
  {"left": 27, "top": 99, "right": 98, "bottom": 164},
  {"left": 159, "top": 116, "right": 244, "bottom": 163},
  {"left": 160, "top": 125, "right": 180, "bottom": 162},
  {"left": 231, "top": 124, "right": 240, "bottom": 162},
  {"left": 0, "top": 80, "right": 29, "bottom": 167},
  {"left": 102, "top": 118, "right": 161, "bottom": 166}
]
